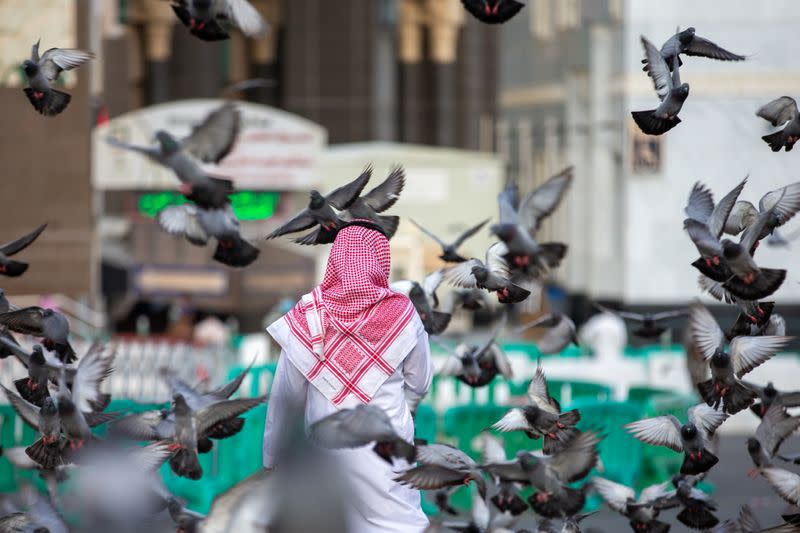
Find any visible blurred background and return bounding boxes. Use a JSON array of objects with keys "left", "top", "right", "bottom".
[{"left": 1, "top": 0, "right": 800, "bottom": 527}]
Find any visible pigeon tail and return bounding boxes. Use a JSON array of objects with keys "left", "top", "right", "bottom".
[
  {"left": 461, "top": 0, "right": 525, "bottom": 23},
  {"left": 631, "top": 110, "right": 681, "bottom": 136},
  {"left": 629, "top": 519, "right": 670, "bottom": 533},
  {"left": 88, "top": 393, "right": 111, "bottom": 413},
  {"left": 373, "top": 438, "right": 416, "bottom": 465},
  {"left": 25, "top": 438, "right": 64, "bottom": 470},
  {"left": 376, "top": 214, "right": 400, "bottom": 239},
  {"left": 426, "top": 311, "right": 451, "bottom": 335},
  {"left": 186, "top": 176, "right": 235, "bottom": 209},
  {"left": 538, "top": 242, "right": 568, "bottom": 269},
  {"left": 691, "top": 257, "right": 730, "bottom": 283},
  {"left": 698, "top": 379, "right": 755, "bottom": 415},
  {"left": 677, "top": 505, "right": 719, "bottom": 530},
  {"left": 527, "top": 485, "right": 587, "bottom": 518},
  {"left": 680, "top": 446, "right": 719, "bottom": 476},
  {"left": 170, "top": 448, "right": 203, "bottom": 480},
  {"left": 197, "top": 437, "right": 214, "bottom": 454},
  {"left": 54, "top": 342, "right": 77, "bottom": 364},
  {"left": 24, "top": 88, "right": 71, "bottom": 117},
  {"left": 13, "top": 378, "right": 48, "bottom": 407},
  {"left": 762, "top": 130, "right": 789, "bottom": 152},
  {"left": 213, "top": 237, "right": 260, "bottom": 268},
  {"left": 497, "top": 283, "right": 531, "bottom": 304},
  {"left": 206, "top": 416, "right": 245, "bottom": 440},
  {"left": 723, "top": 268, "right": 786, "bottom": 301}
]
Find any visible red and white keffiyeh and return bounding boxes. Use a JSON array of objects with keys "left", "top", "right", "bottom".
[{"left": 267, "top": 224, "right": 421, "bottom": 407}]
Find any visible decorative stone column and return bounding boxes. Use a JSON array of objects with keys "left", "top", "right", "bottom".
[
  {"left": 138, "top": 0, "right": 175, "bottom": 104},
  {"left": 398, "top": 0, "right": 425, "bottom": 144},
  {"left": 249, "top": 0, "right": 281, "bottom": 106},
  {"left": 426, "top": 0, "right": 463, "bottom": 146}
]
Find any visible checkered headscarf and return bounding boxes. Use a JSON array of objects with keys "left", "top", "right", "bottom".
[{"left": 268, "top": 224, "right": 421, "bottom": 406}]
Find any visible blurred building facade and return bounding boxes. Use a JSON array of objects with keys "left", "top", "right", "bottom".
[{"left": 499, "top": 0, "right": 800, "bottom": 322}]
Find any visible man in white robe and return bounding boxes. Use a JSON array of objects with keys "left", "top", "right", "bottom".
[{"left": 263, "top": 223, "right": 433, "bottom": 533}]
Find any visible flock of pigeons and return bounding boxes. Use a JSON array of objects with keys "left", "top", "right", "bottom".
[{"left": 7, "top": 0, "right": 800, "bottom": 531}]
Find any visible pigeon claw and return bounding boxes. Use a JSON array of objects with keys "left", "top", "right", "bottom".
[
  {"left": 547, "top": 432, "right": 558, "bottom": 440},
  {"left": 167, "top": 443, "right": 184, "bottom": 452},
  {"left": 556, "top": 422, "right": 566, "bottom": 429},
  {"left": 747, "top": 468, "right": 760, "bottom": 479},
  {"left": 712, "top": 256, "right": 720, "bottom": 265},
  {"left": 179, "top": 183, "right": 193, "bottom": 195},
  {"left": 743, "top": 272, "right": 756, "bottom": 285},
  {"left": 33, "top": 91, "right": 44, "bottom": 100}
]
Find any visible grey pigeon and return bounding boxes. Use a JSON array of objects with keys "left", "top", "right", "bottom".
[
  {"left": 0, "top": 223, "right": 47, "bottom": 277},
  {"left": 757, "top": 96, "right": 800, "bottom": 152},
  {"left": 441, "top": 288, "right": 491, "bottom": 314},
  {"left": 410, "top": 218, "right": 490, "bottom": 263},
  {"left": 107, "top": 103, "right": 240, "bottom": 209},
  {"left": 395, "top": 443, "right": 487, "bottom": 500},
  {"left": 741, "top": 381, "right": 800, "bottom": 418},
  {"left": 592, "top": 477, "right": 677, "bottom": 533},
  {"left": 54, "top": 369, "right": 118, "bottom": 451},
  {"left": 266, "top": 169, "right": 371, "bottom": 240},
  {"left": 437, "top": 316, "right": 513, "bottom": 387},
  {"left": 593, "top": 304, "right": 687, "bottom": 339},
  {"left": 491, "top": 168, "right": 572, "bottom": 271},
  {"left": 689, "top": 302, "right": 792, "bottom": 414},
  {"left": 633, "top": 36, "right": 689, "bottom": 135},
  {"left": 1, "top": 387, "right": 63, "bottom": 469},
  {"left": 759, "top": 466, "right": 800, "bottom": 507},
  {"left": 696, "top": 274, "right": 773, "bottom": 330},
  {"left": 460, "top": 0, "right": 526, "bottom": 24},
  {"left": 158, "top": 203, "right": 259, "bottom": 267},
  {"left": 649, "top": 27, "right": 745, "bottom": 71},
  {"left": 481, "top": 431, "right": 601, "bottom": 519},
  {"left": 391, "top": 269, "right": 450, "bottom": 334},
  {"left": 309, "top": 404, "right": 416, "bottom": 465},
  {"left": 684, "top": 178, "right": 747, "bottom": 266},
  {"left": 169, "top": 0, "right": 269, "bottom": 41},
  {"left": 22, "top": 40, "right": 94, "bottom": 116},
  {"left": 0, "top": 306, "right": 75, "bottom": 363},
  {"left": 478, "top": 434, "right": 529, "bottom": 515},
  {"left": 295, "top": 166, "right": 405, "bottom": 245},
  {"left": 491, "top": 358, "right": 581, "bottom": 454},
  {"left": 168, "top": 393, "right": 265, "bottom": 479},
  {"left": 444, "top": 242, "right": 531, "bottom": 304},
  {"left": 625, "top": 402, "right": 728, "bottom": 475},
  {"left": 669, "top": 475, "right": 719, "bottom": 530},
  {"left": 515, "top": 313, "right": 577, "bottom": 355},
  {"left": 723, "top": 183, "right": 800, "bottom": 242},
  {"left": 746, "top": 404, "right": 800, "bottom": 476}
]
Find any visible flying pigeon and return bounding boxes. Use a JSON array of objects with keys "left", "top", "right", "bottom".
[
  {"left": 444, "top": 242, "right": 531, "bottom": 304},
  {"left": 490, "top": 358, "right": 581, "bottom": 454},
  {"left": 168, "top": 0, "right": 269, "bottom": 41},
  {"left": 515, "top": 313, "right": 577, "bottom": 355},
  {"left": 670, "top": 475, "right": 719, "bottom": 530},
  {"left": 723, "top": 183, "right": 800, "bottom": 242},
  {"left": 625, "top": 403, "right": 728, "bottom": 475},
  {"left": 391, "top": 269, "right": 450, "bottom": 335},
  {"left": 593, "top": 304, "right": 687, "bottom": 339},
  {"left": 22, "top": 40, "right": 94, "bottom": 116},
  {"left": 741, "top": 381, "right": 800, "bottom": 418},
  {"left": 437, "top": 317, "right": 513, "bottom": 387},
  {"left": 395, "top": 443, "right": 487, "bottom": 500},
  {"left": 649, "top": 27, "right": 745, "bottom": 71},
  {"left": 689, "top": 302, "right": 792, "bottom": 414},
  {"left": 157, "top": 203, "right": 259, "bottom": 267},
  {"left": 107, "top": 103, "right": 240, "bottom": 209},
  {"left": 460, "top": 0, "right": 526, "bottom": 24},
  {"left": 294, "top": 166, "right": 405, "bottom": 245},
  {"left": 633, "top": 36, "right": 689, "bottom": 135},
  {"left": 265, "top": 169, "right": 371, "bottom": 240},
  {"left": 592, "top": 477, "right": 677, "bottom": 533},
  {"left": 757, "top": 97, "right": 800, "bottom": 152},
  {"left": 309, "top": 404, "right": 416, "bottom": 465},
  {"left": 410, "top": 218, "right": 490, "bottom": 263},
  {"left": 0, "top": 306, "right": 76, "bottom": 363},
  {"left": 745, "top": 404, "right": 800, "bottom": 477}
]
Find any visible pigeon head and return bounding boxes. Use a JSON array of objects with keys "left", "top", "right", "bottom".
[
  {"left": 42, "top": 308, "right": 54, "bottom": 318},
  {"left": 678, "top": 27, "right": 696, "bottom": 44},
  {"left": 30, "top": 345, "right": 46, "bottom": 365},
  {"left": 461, "top": 350, "right": 482, "bottom": 385},
  {"left": 721, "top": 239, "right": 742, "bottom": 259},
  {"left": 489, "top": 223, "right": 516, "bottom": 242},
  {"left": 471, "top": 265, "right": 489, "bottom": 284},
  {"left": 674, "top": 83, "right": 690, "bottom": 101},
  {"left": 22, "top": 60, "right": 38, "bottom": 77},
  {"left": 172, "top": 393, "right": 190, "bottom": 413},
  {"left": 308, "top": 190, "right": 326, "bottom": 210},
  {"left": 710, "top": 349, "right": 730, "bottom": 368},
  {"left": 764, "top": 382, "right": 777, "bottom": 399},
  {"left": 41, "top": 396, "right": 58, "bottom": 416},
  {"left": 57, "top": 396, "right": 76, "bottom": 416},
  {"left": 680, "top": 423, "right": 698, "bottom": 441},
  {"left": 746, "top": 437, "right": 761, "bottom": 454},
  {"left": 155, "top": 131, "right": 181, "bottom": 154}
]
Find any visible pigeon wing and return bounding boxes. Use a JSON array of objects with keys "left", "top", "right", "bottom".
[
  {"left": 641, "top": 36, "right": 673, "bottom": 100},
  {"left": 182, "top": 103, "right": 241, "bottom": 163},
  {"left": 519, "top": 166, "right": 573, "bottom": 232},
  {"left": 625, "top": 416, "right": 683, "bottom": 452},
  {"left": 443, "top": 259, "right": 482, "bottom": 289},
  {"left": 39, "top": 48, "right": 94, "bottom": 82},
  {"left": 687, "top": 403, "right": 729, "bottom": 438},
  {"left": 760, "top": 467, "right": 800, "bottom": 505},
  {"left": 760, "top": 183, "right": 800, "bottom": 227},
  {"left": 0, "top": 307, "right": 45, "bottom": 335},
  {"left": 451, "top": 218, "right": 491, "bottom": 249},
  {"left": 591, "top": 477, "right": 634, "bottom": 514},
  {"left": 195, "top": 396, "right": 265, "bottom": 437},
  {"left": 361, "top": 166, "right": 405, "bottom": 212},
  {"left": 326, "top": 168, "right": 372, "bottom": 210},
  {"left": 688, "top": 302, "right": 725, "bottom": 360},
  {"left": 0, "top": 385, "right": 40, "bottom": 429},
  {"left": 0, "top": 223, "right": 47, "bottom": 257},
  {"left": 225, "top": 0, "right": 269, "bottom": 37},
  {"left": 708, "top": 177, "right": 747, "bottom": 238},
  {"left": 157, "top": 205, "right": 209, "bottom": 245},
  {"left": 685, "top": 182, "right": 714, "bottom": 223},
  {"left": 724, "top": 201, "right": 759, "bottom": 236},
  {"left": 265, "top": 209, "right": 318, "bottom": 239},
  {"left": 730, "top": 335, "right": 792, "bottom": 378},
  {"left": 756, "top": 96, "right": 799, "bottom": 126},
  {"left": 684, "top": 218, "right": 723, "bottom": 258}
]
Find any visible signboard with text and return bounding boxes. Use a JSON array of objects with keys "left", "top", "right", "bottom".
[{"left": 93, "top": 99, "right": 327, "bottom": 191}]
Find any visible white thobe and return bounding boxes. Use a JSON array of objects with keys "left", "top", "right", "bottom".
[{"left": 263, "top": 326, "right": 433, "bottom": 533}]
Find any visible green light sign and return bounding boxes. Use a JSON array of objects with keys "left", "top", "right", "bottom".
[{"left": 138, "top": 191, "right": 280, "bottom": 221}]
